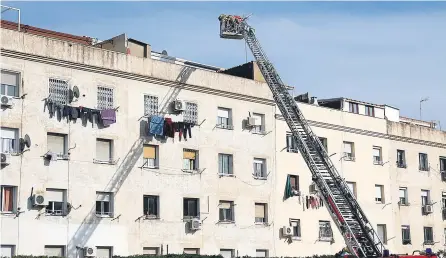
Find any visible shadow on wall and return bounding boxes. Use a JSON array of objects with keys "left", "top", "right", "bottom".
[
  {"left": 158, "top": 66, "right": 196, "bottom": 114},
  {"left": 67, "top": 137, "right": 144, "bottom": 258}
]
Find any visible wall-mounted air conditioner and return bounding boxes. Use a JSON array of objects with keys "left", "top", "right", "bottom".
[
  {"left": 423, "top": 204, "right": 433, "bottom": 214},
  {"left": 282, "top": 226, "right": 293, "bottom": 237},
  {"left": 309, "top": 184, "right": 317, "bottom": 194},
  {"left": 33, "top": 193, "right": 48, "bottom": 206},
  {"left": 0, "top": 95, "right": 13, "bottom": 107},
  {"left": 1, "top": 153, "right": 11, "bottom": 165},
  {"left": 173, "top": 100, "right": 186, "bottom": 111},
  {"left": 246, "top": 117, "right": 258, "bottom": 127},
  {"left": 190, "top": 218, "right": 202, "bottom": 230},
  {"left": 83, "top": 246, "right": 97, "bottom": 257}
]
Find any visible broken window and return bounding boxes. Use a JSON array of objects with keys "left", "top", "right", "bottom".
[
  {"left": 1, "top": 70, "right": 20, "bottom": 97},
  {"left": 49, "top": 78, "right": 69, "bottom": 105},
  {"left": 419, "top": 153, "right": 429, "bottom": 171},
  {"left": 45, "top": 188, "right": 67, "bottom": 216},
  {"left": 143, "top": 195, "right": 159, "bottom": 218},
  {"left": 219, "top": 200, "right": 234, "bottom": 222},
  {"left": 144, "top": 95, "right": 159, "bottom": 116},
  {"left": 96, "top": 192, "right": 113, "bottom": 217},
  {"left": 97, "top": 86, "right": 114, "bottom": 110}
]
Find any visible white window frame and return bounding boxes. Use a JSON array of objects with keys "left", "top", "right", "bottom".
[
  {"left": 143, "top": 145, "right": 158, "bottom": 169},
  {"left": 0, "top": 245, "right": 16, "bottom": 258},
  {"left": 399, "top": 187, "right": 408, "bottom": 205},
  {"left": 254, "top": 203, "right": 267, "bottom": 224},
  {"left": 253, "top": 158, "right": 266, "bottom": 179},
  {"left": 183, "top": 197, "right": 199, "bottom": 219},
  {"left": 318, "top": 220, "right": 333, "bottom": 240},
  {"left": 290, "top": 219, "right": 301, "bottom": 238},
  {"left": 217, "top": 107, "right": 233, "bottom": 129},
  {"left": 44, "top": 245, "right": 66, "bottom": 257},
  {"left": 251, "top": 113, "right": 265, "bottom": 134},
  {"left": 45, "top": 188, "right": 67, "bottom": 216},
  {"left": 0, "top": 127, "right": 18, "bottom": 154},
  {"left": 375, "top": 185, "right": 384, "bottom": 203},
  {"left": 0, "top": 186, "right": 17, "bottom": 213},
  {"left": 401, "top": 225, "right": 411, "bottom": 245},
  {"left": 397, "top": 149, "right": 406, "bottom": 168},
  {"left": 1, "top": 70, "right": 20, "bottom": 97},
  {"left": 377, "top": 224, "right": 387, "bottom": 244},
  {"left": 219, "top": 200, "right": 234, "bottom": 222},
  {"left": 419, "top": 153, "right": 429, "bottom": 171},
  {"left": 143, "top": 195, "right": 159, "bottom": 218},
  {"left": 343, "top": 141, "right": 355, "bottom": 161},
  {"left": 286, "top": 133, "right": 298, "bottom": 153},
  {"left": 97, "top": 86, "right": 114, "bottom": 110},
  {"left": 96, "top": 192, "right": 113, "bottom": 217},
  {"left": 143, "top": 247, "right": 159, "bottom": 256},
  {"left": 47, "top": 133, "right": 68, "bottom": 158},
  {"left": 218, "top": 153, "right": 233, "bottom": 176},
  {"left": 183, "top": 149, "right": 198, "bottom": 172},
  {"left": 48, "top": 78, "right": 69, "bottom": 105},
  {"left": 373, "top": 146, "right": 382, "bottom": 165}
]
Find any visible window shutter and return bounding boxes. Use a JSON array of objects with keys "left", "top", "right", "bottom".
[
  {"left": 255, "top": 204, "right": 265, "bottom": 217},
  {"left": 375, "top": 186, "right": 382, "bottom": 198},
  {"left": 1, "top": 71, "right": 19, "bottom": 86},
  {"left": 143, "top": 146, "right": 156, "bottom": 159},
  {"left": 217, "top": 108, "right": 229, "bottom": 118},
  {"left": 44, "top": 247, "right": 63, "bottom": 257},
  {"left": 46, "top": 189, "right": 64, "bottom": 202},
  {"left": 344, "top": 143, "right": 352, "bottom": 153},
  {"left": 96, "top": 247, "right": 111, "bottom": 258},
  {"left": 399, "top": 189, "right": 405, "bottom": 198},
  {"left": 373, "top": 148, "right": 381, "bottom": 157},
  {"left": 220, "top": 202, "right": 231, "bottom": 209},
  {"left": 0, "top": 128, "right": 16, "bottom": 139},
  {"left": 97, "top": 193, "right": 111, "bottom": 202},
  {"left": 96, "top": 139, "right": 111, "bottom": 160},
  {"left": 3, "top": 187, "right": 13, "bottom": 211},
  {"left": 47, "top": 134, "right": 65, "bottom": 154},
  {"left": 183, "top": 150, "right": 196, "bottom": 160}
]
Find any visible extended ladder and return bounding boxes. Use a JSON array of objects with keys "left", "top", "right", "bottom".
[{"left": 219, "top": 15, "right": 385, "bottom": 257}]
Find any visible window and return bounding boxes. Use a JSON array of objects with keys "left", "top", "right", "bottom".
[
  {"left": 144, "top": 95, "right": 159, "bottom": 116},
  {"left": 47, "top": 133, "right": 67, "bottom": 157},
  {"left": 290, "top": 219, "right": 301, "bottom": 238},
  {"left": 373, "top": 146, "right": 382, "bottom": 165},
  {"left": 143, "top": 247, "right": 159, "bottom": 256},
  {"left": 346, "top": 182, "right": 357, "bottom": 197},
  {"left": 319, "top": 221, "right": 333, "bottom": 240},
  {"left": 44, "top": 245, "right": 65, "bottom": 257},
  {"left": 219, "top": 200, "right": 234, "bottom": 222},
  {"left": 97, "top": 86, "right": 114, "bottom": 110},
  {"left": 183, "top": 198, "right": 199, "bottom": 219},
  {"left": 0, "top": 128, "right": 18, "bottom": 153},
  {"left": 442, "top": 192, "right": 446, "bottom": 220},
  {"left": 0, "top": 186, "right": 16, "bottom": 213},
  {"left": 184, "top": 102, "right": 198, "bottom": 124},
  {"left": 289, "top": 175, "right": 299, "bottom": 191},
  {"left": 143, "top": 195, "right": 159, "bottom": 218},
  {"left": 253, "top": 158, "right": 266, "bottom": 178},
  {"left": 440, "top": 157, "right": 446, "bottom": 172},
  {"left": 45, "top": 189, "right": 67, "bottom": 216},
  {"left": 220, "top": 249, "right": 234, "bottom": 258},
  {"left": 424, "top": 227, "right": 434, "bottom": 244},
  {"left": 96, "top": 246, "right": 112, "bottom": 258},
  {"left": 183, "top": 149, "right": 198, "bottom": 171},
  {"left": 48, "top": 78, "right": 69, "bottom": 105},
  {"left": 343, "top": 141, "right": 355, "bottom": 160},
  {"left": 286, "top": 133, "right": 298, "bottom": 153},
  {"left": 399, "top": 187, "right": 408, "bottom": 205},
  {"left": 397, "top": 150, "right": 406, "bottom": 168},
  {"left": 319, "top": 137, "right": 328, "bottom": 151},
  {"left": 143, "top": 145, "right": 158, "bottom": 168},
  {"left": 349, "top": 102, "right": 359, "bottom": 114},
  {"left": 251, "top": 113, "right": 265, "bottom": 133},
  {"left": 375, "top": 185, "right": 384, "bottom": 203},
  {"left": 217, "top": 107, "right": 233, "bottom": 129},
  {"left": 255, "top": 203, "right": 267, "bottom": 223},
  {"left": 401, "top": 225, "right": 411, "bottom": 245},
  {"left": 184, "top": 248, "right": 199, "bottom": 255},
  {"left": 421, "top": 190, "right": 430, "bottom": 206},
  {"left": 419, "top": 153, "right": 429, "bottom": 171},
  {"left": 96, "top": 139, "right": 113, "bottom": 162},
  {"left": 1, "top": 70, "right": 19, "bottom": 97},
  {"left": 218, "top": 153, "right": 233, "bottom": 175},
  {"left": 256, "top": 249, "right": 268, "bottom": 258},
  {"left": 0, "top": 245, "right": 15, "bottom": 258},
  {"left": 377, "top": 224, "right": 387, "bottom": 244},
  {"left": 365, "top": 105, "right": 375, "bottom": 117},
  {"left": 96, "top": 192, "right": 113, "bottom": 217}
]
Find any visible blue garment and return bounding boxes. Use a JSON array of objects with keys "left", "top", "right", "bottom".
[{"left": 149, "top": 116, "right": 164, "bottom": 136}]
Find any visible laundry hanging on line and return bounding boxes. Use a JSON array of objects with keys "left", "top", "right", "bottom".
[{"left": 147, "top": 115, "right": 195, "bottom": 140}]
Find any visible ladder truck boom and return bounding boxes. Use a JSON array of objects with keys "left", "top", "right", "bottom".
[{"left": 218, "top": 14, "right": 385, "bottom": 257}]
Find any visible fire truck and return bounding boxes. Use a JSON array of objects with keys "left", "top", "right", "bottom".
[{"left": 218, "top": 14, "right": 441, "bottom": 258}]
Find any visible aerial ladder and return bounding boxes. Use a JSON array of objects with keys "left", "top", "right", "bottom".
[{"left": 218, "top": 14, "right": 386, "bottom": 258}]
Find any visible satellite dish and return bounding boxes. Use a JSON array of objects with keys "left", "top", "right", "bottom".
[
  {"left": 24, "top": 134, "right": 31, "bottom": 148},
  {"left": 68, "top": 90, "right": 74, "bottom": 103},
  {"left": 19, "top": 138, "right": 26, "bottom": 152},
  {"left": 73, "top": 86, "right": 80, "bottom": 98},
  {"left": 161, "top": 50, "right": 168, "bottom": 56}
]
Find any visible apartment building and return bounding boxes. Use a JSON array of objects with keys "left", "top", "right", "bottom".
[{"left": 1, "top": 22, "right": 445, "bottom": 258}]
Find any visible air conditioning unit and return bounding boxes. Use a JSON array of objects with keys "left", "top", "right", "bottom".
[
  {"left": 173, "top": 100, "right": 186, "bottom": 111},
  {"left": 83, "top": 246, "right": 97, "bottom": 257},
  {"left": 1, "top": 153, "right": 11, "bottom": 165},
  {"left": 0, "top": 95, "right": 13, "bottom": 107},
  {"left": 190, "top": 218, "right": 202, "bottom": 230},
  {"left": 309, "top": 184, "right": 317, "bottom": 193},
  {"left": 33, "top": 193, "right": 48, "bottom": 206},
  {"left": 282, "top": 226, "right": 293, "bottom": 237},
  {"left": 246, "top": 117, "right": 258, "bottom": 127},
  {"left": 423, "top": 204, "right": 433, "bottom": 214}
]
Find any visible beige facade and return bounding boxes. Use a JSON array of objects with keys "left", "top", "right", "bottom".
[{"left": 1, "top": 27, "right": 445, "bottom": 258}]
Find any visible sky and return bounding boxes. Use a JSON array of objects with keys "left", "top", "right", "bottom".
[{"left": 2, "top": 1, "right": 446, "bottom": 129}]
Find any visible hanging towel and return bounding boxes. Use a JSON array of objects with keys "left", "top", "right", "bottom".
[
  {"left": 100, "top": 109, "right": 116, "bottom": 126},
  {"left": 284, "top": 175, "right": 293, "bottom": 200},
  {"left": 185, "top": 123, "right": 192, "bottom": 138},
  {"left": 149, "top": 116, "right": 164, "bottom": 136}
]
